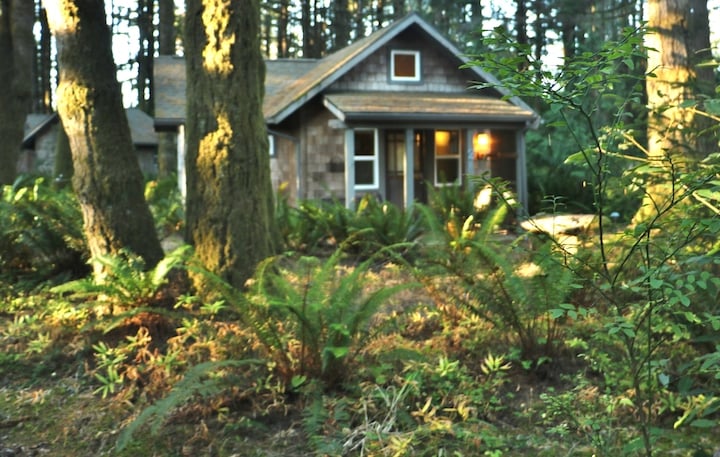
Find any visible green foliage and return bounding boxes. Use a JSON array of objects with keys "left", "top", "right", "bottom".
[
  {"left": 0, "top": 176, "right": 87, "bottom": 286},
  {"left": 116, "top": 359, "right": 261, "bottom": 451},
  {"left": 276, "top": 194, "right": 427, "bottom": 258},
  {"left": 145, "top": 175, "right": 184, "bottom": 237},
  {"left": 275, "top": 195, "right": 353, "bottom": 253},
  {"left": 53, "top": 245, "right": 189, "bottom": 301},
  {"left": 416, "top": 184, "right": 578, "bottom": 363},
  {"left": 348, "top": 194, "right": 426, "bottom": 258},
  {"left": 200, "top": 247, "right": 418, "bottom": 388}
]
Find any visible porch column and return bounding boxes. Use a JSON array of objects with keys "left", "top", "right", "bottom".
[
  {"left": 404, "top": 128, "right": 414, "bottom": 207},
  {"left": 344, "top": 128, "right": 355, "bottom": 208},
  {"left": 465, "top": 129, "right": 475, "bottom": 190},
  {"left": 177, "top": 124, "right": 186, "bottom": 201},
  {"left": 515, "top": 129, "right": 528, "bottom": 215}
]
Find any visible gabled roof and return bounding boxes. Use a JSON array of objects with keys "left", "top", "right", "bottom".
[
  {"left": 264, "top": 12, "right": 536, "bottom": 125},
  {"left": 324, "top": 92, "right": 536, "bottom": 123},
  {"left": 153, "top": 12, "right": 539, "bottom": 128},
  {"left": 22, "top": 109, "right": 158, "bottom": 149}
]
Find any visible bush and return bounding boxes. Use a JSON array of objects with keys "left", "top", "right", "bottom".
[{"left": 0, "top": 175, "right": 88, "bottom": 286}]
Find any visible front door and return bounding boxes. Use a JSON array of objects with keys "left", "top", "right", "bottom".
[{"left": 386, "top": 130, "right": 405, "bottom": 207}]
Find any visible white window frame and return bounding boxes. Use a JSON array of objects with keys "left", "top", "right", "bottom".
[
  {"left": 390, "top": 50, "right": 421, "bottom": 82},
  {"left": 354, "top": 128, "right": 379, "bottom": 190},
  {"left": 434, "top": 129, "right": 462, "bottom": 186}
]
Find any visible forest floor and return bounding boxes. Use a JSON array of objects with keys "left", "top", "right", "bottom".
[{"left": 2, "top": 226, "right": 720, "bottom": 456}]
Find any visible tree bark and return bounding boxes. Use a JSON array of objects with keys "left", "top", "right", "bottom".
[
  {"left": 158, "top": 0, "right": 175, "bottom": 55},
  {"left": 185, "top": 0, "right": 277, "bottom": 289},
  {"left": 156, "top": 0, "right": 177, "bottom": 177},
  {"left": 45, "top": 0, "right": 164, "bottom": 271},
  {"left": 0, "top": 0, "right": 34, "bottom": 186},
  {"left": 136, "top": 0, "right": 154, "bottom": 114},
  {"left": 635, "top": 0, "right": 714, "bottom": 222}
]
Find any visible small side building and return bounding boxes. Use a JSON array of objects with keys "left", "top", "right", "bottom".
[{"left": 19, "top": 108, "right": 159, "bottom": 177}]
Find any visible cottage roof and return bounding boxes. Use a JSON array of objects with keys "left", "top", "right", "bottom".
[
  {"left": 324, "top": 92, "right": 536, "bottom": 124},
  {"left": 22, "top": 109, "right": 157, "bottom": 149},
  {"left": 153, "top": 12, "right": 539, "bottom": 128}
]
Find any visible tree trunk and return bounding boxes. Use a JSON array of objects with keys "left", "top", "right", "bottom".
[
  {"left": 185, "top": 0, "right": 277, "bottom": 289},
  {"left": 34, "top": 2, "right": 53, "bottom": 113},
  {"left": 0, "top": 0, "right": 34, "bottom": 186},
  {"left": 136, "top": 0, "right": 154, "bottom": 114},
  {"left": 156, "top": 0, "right": 177, "bottom": 177},
  {"left": 635, "top": 0, "right": 714, "bottom": 222},
  {"left": 331, "top": 0, "right": 351, "bottom": 51},
  {"left": 45, "top": 0, "right": 164, "bottom": 271},
  {"left": 158, "top": 0, "right": 175, "bottom": 55}
]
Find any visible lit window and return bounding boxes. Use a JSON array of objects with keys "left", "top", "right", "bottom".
[
  {"left": 434, "top": 130, "right": 460, "bottom": 186},
  {"left": 391, "top": 50, "right": 420, "bottom": 82},
  {"left": 354, "top": 129, "right": 378, "bottom": 189}
]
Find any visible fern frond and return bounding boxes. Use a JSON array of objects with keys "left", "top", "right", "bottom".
[{"left": 116, "top": 358, "right": 261, "bottom": 450}]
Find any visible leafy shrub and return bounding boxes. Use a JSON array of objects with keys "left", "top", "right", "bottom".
[
  {"left": 145, "top": 175, "right": 184, "bottom": 237},
  {"left": 51, "top": 245, "right": 191, "bottom": 330},
  {"left": 416, "top": 188, "right": 578, "bottom": 364},
  {"left": 275, "top": 195, "right": 353, "bottom": 253},
  {"left": 0, "top": 175, "right": 88, "bottom": 285},
  {"left": 200, "top": 247, "right": 417, "bottom": 388},
  {"left": 347, "top": 194, "right": 426, "bottom": 258}
]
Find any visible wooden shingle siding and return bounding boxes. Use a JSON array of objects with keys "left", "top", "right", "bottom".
[{"left": 333, "top": 34, "right": 470, "bottom": 93}]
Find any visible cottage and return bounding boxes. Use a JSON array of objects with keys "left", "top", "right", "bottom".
[
  {"left": 154, "top": 12, "right": 539, "bottom": 209},
  {"left": 19, "top": 108, "right": 160, "bottom": 177}
]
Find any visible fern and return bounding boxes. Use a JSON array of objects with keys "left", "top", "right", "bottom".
[
  {"left": 197, "top": 246, "right": 419, "bottom": 387},
  {"left": 52, "top": 245, "right": 191, "bottom": 310},
  {"left": 116, "top": 359, "right": 261, "bottom": 451}
]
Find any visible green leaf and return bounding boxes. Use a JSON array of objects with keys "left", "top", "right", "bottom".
[
  {"left": 690, "top": 419, "right": 716, "bottom": 428},
  {"left": 324, "top": 346, "right": 349, "bottom": 359}
]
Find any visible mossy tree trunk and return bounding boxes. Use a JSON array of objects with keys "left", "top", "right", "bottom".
[
  {"left": 0, "top": 0, "right": 34, "bottom": 186},
  {"left": 635, "top": 0, "right": 715, "bottom": 222},
  {"left": 45, "top": 0, "right": 164, "bottom": 271},
  {"left": 185, "top": 0, "right": 276, "bottom": 289}
]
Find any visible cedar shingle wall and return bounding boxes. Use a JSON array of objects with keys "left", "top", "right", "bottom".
[{"left": 333, "top": 34, "right": 471, "bottom": 93}]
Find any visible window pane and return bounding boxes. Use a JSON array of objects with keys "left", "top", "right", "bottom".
[
  {"left": 435, "top": 130, "right": 459, "bottom": 156},
  {"left": 394, "top": 53, "right": 416, "bottom": 78},
  {"left": 436, "top": 158, "right": 459, "bottom": 184},
  {"left": 355, "top": 161, "right": 374, "bottom": 185},
  {"left": 355, "top": 130, "right": 375, "bottom": 156}
]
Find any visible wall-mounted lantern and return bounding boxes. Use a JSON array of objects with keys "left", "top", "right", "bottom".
[{"left": 473, "top": 130, "right": 492, "bottom": 160}]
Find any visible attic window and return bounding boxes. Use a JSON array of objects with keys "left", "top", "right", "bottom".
[{"left": 390, "top": 50, "right": 420, "bottom": 82}]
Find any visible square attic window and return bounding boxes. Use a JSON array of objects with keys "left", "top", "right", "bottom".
[{"left": 391, "top": 50, "right": 420, "bottom": 82}]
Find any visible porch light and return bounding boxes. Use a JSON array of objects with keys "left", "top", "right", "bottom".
[{"left": 473, "top": 130, "right": 492, "bottom": 160}]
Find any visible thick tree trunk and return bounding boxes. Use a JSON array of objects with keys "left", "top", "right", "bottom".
[
  {"left": 636, "top": 0, "right": 714, "bottom": 221},
  {"left": 0, "top": 0, "right": 34, "bottom": 186},
  {"left": 45, "top": 0, "right": 164, "bottom": 270},
  {"left": 185, "top": 0, "right": 276, "bottom": 289}
]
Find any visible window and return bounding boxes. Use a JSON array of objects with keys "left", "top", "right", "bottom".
[
  {"left": 354, "top": 129, "right": 378, "bottom": 189},
  {"left": 390, "top": 50, "right": 420, "bottom": 82},
  {"left": 434, "top": 130, "right": 461, "bottom": 185}
]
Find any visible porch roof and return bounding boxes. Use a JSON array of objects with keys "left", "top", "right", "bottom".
[{"left": 323, "top": 92, "right": 536, "bottom": 124}]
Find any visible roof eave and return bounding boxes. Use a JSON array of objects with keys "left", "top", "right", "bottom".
[
  {"left": 268, "top": 13, "right": 426, "bottom": 124},
  {"left": 341, "top": 112, "right": 536, "bottom": 124}
]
